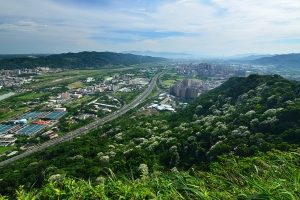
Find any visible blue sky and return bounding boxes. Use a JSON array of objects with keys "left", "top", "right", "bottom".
[{"left": 0, "top": 0, "right": 300, "bottom": 56}]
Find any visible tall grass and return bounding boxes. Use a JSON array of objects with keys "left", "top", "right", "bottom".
[{"left": 2, "top": 150, "right": 299, "bottom": 200}]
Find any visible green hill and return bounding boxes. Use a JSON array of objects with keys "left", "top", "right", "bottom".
[
  {"left": 1, "top": 74, "right": 300, "bottom": 199},
  {"left": 0, "top": 52, "right": 167, "bottom": 70}
]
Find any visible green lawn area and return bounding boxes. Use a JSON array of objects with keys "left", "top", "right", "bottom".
[
  {"left": 0, "top": 107, "right": 28, "bottom": 122},
  {"left": 67, "top": 81, "right": 83, "bottom": 89},
  {"left": 161, "top": 77, "right": 183, "bottom": 89},
  {"left": 117, "top": 89, "right": 143, "bottom": 104},
  {"left": 0, "top": 146, "right": 14, "bottom": 154},
  {"left": 77, "top": 96, "right": 95, "bottom": 103},
  {"left": 0, "top": 88, "right": 12, "bottom": 96},
  {"left": 146, "top": 85, "right": 158, "bottom": 100},
  {"left": 164, "top": 80, "right": 177, "bottom": 83},
  {"left": 14, "top": 92, "right": 51, "bottom": 101}
]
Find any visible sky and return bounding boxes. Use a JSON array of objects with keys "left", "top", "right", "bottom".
[{"left": 0, "top": 0, "right": 300, "bottom": 56}]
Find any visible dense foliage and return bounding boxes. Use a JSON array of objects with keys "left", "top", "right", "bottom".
[
  {"left": 2, "top": 150, "right": 300, "bottom": 199},
  {"left": 0, "top": 52, "right": 167, "bottom": 70},
  {"left": 1, "top": 74, "right": 300, "bottom": 198}
]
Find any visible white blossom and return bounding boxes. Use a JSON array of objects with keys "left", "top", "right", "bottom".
[
  {"left": 163, "top": 130, "right": 172, "bottom": 135},
  {"left": 28, "top": 162, "right": 38, "bottom": 167},
  {"left": 166, "top": 137, "right": 176, "bottom": 144},
  {"left": 195, "top": 132, "right": 201, "bottom": 137},
  {"left": 236, "top": 93, "right": 249, "bottom": 105},
  {"left": 209, "top": 141, "right": 223, "bottom": 151},
  {"left": 171, "top": 167, "right": 179, "bottom": 173},
  {"left": 48, "top": 174, "right": 63, "bottom": 181},
  {"left": 108, "top": 151, "right": 116, "bottom": 158},
  {"left": 123, "top": 149, "right": 133, "bottom": 155},
  {"left": 138, "top": 164, "right": 149, "bottom": 176},
  {"left": 169, "top": 146, "right": 178, "bottom": 152},
  {"left": 147, "top": 141, "right": 159, "bottom": 151},
  {"left": 245, "top": 110, "right": 256, "bottom": 117},
  {"left": 95, "top": 176, "right": 106, "bottom": 183},
  {"left": 263, "top": 109, "right": 277, "bottom": 116},
  {"left": 231, "top": 126, "right": 250, "bottom": 137},
  {"left": 99, "top": 155, "right": 110, "bottom": 163},
  {"left": 261, "top": 116, "right": 278, "bottom": 125},
  {"left": 70, "top": 155, "right": 83, "bottom": 160},
  {"left": 218, "top": 135, "right": 227, "bottom": 139},
  {"left": 97, "top": 152, "right": 104, "bottom": 157},
  {"left": 256, "top": 84, "right": 268, "bottom": 91},
  {"left": 187, "top": 136, "right": 196, "bottom": 143},
  {"left": 250, "top": 118, "right": 259, "bottom": 129},
  {"left": 114, "top": 132, "right": 123, "bottom": 141},
  {"left": 137, "top": 138, "right": 147, "bottom": 144}
]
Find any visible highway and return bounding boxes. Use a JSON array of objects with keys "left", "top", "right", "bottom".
[{"left": 0, "top": 72, "right": 162, "bottom": 168}]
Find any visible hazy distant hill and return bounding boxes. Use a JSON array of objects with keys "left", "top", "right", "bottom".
[
  {"left": 0, "top": 51, "right": 167, "bottom": 70},
  {"left": 251, "top": 53, "right": 300, "bottom": 68},
  {"left": 122, "top": 50, "right": 194, "bottom": 59},
  {"left": 233, "top": 54, "right": 272, "bottom": 60}
]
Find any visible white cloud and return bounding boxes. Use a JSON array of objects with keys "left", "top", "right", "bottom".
[{"left": 0, "top": 0, "right": 299, "bottom": 54}]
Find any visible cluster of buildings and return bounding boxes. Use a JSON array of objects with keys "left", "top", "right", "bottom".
[
  {"left": 148, "top": 104, "right": 175, "bottom": 112},
  {"left": 0, "top": 110, "right": 66, "bottom": 148},
  {"left": 168, "top": 63, "right": 247, "bottom": 99},
  {"left": 0, "top": 67, "right": 69, "bottom": 89},
  {"left": 169, "top": 79, "right": 202, "bottom": 99},
  {"left": 0, "top": 67, "right": 65, "bottom": 77},
  {"left": 0, "top": 76, "right": 33, "bottom": 88},
  {"left": 145, "top": 93, "right": 176, "bottom": 113},
  {"left": 100, "top": 75, "right": 150, "bottom": 92},
  {"left": 52, "top": 75, "right": 150, "bottom": 100},
  {"left": 173, "top": 63, "right": 246, "bottom": 78}
]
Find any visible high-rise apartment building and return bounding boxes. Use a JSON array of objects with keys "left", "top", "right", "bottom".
[{"left": 169, "top": 79, "right": 199, "bottom": 99}]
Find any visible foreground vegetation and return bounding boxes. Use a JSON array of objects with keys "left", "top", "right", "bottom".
[{"left": 1, "top": 150, "right": 299, "bottom": 199}]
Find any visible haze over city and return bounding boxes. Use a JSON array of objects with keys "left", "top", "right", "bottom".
[{"left": 0, "top": 0, "right": 300, "bottom": 56}]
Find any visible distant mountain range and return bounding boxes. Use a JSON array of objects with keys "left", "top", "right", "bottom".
[
  {"left": 232, "top": 54, "right": 273, "bottom": 60},
  {"left": 0, "top": 51, "right": 167, "bottom": 70},
  {"left": 122, "top": 51, "right": 194, "bottom": 59},
  {"left": 229, "top": 53, "right": 300, "bottom": 68},
  {"left": 251, "top": 53, "right": 300, "bottom": 68}
]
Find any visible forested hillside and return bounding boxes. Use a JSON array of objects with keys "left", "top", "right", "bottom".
[
  {"left": 0, "top": 52, "right": 167, "bottom": 70},
  {"left": 1, "top": 74, "right": 300, "bottom": 199}
]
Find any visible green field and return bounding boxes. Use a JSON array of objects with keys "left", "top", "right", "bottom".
[
  {"left": 14, "top": 92, "right": 51, "bottom": 101},
  {"left": 67, "top": 81, "right": 83, "bottom": 89},
  {"left": 160, "top": 73, "right": 184, "bottom": 89},
  {"left": 0, "top": 146, "right": 14, "bottom": 154},
  {"left": 0, "top": 107, "right": 29, "bottom": 122}
]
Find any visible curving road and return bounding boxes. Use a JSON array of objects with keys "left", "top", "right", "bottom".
[{"left": 0, "top": 72, "right": 163, "bottom": 168}]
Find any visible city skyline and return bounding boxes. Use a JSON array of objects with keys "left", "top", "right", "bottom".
[{"left": 0, "top": 0, "right": 300, "bottom": 56}]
